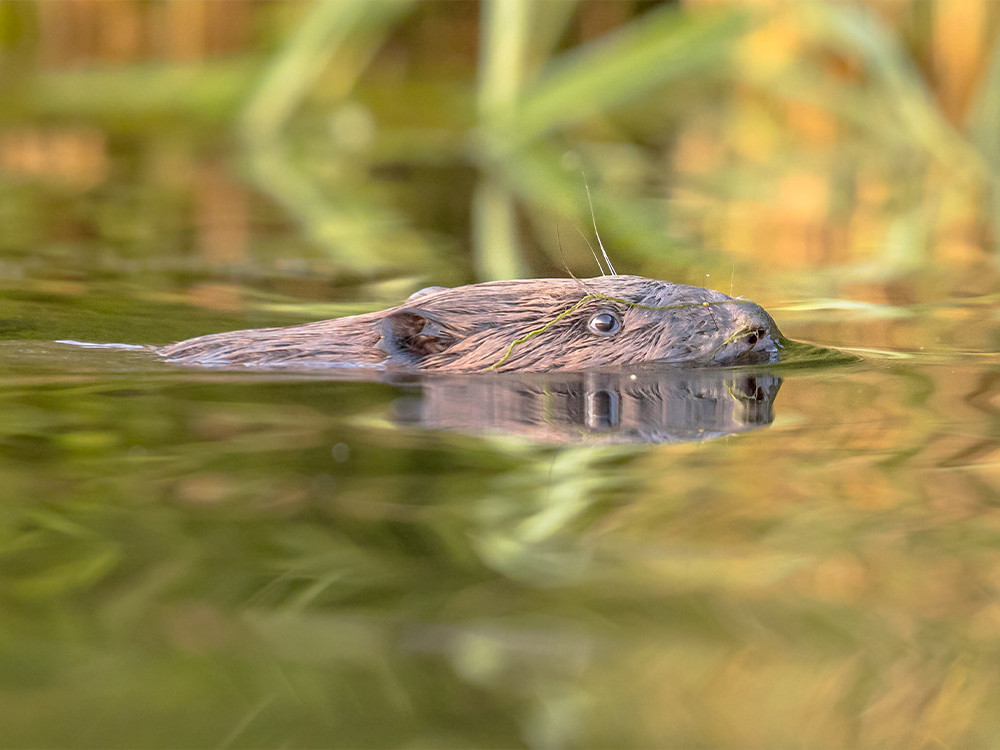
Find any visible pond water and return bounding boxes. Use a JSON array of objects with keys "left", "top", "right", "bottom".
[{"left": 1, "top": 277, "right": 999, "bottom": 748}]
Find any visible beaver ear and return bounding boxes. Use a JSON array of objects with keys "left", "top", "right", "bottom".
[{"left": 380, "top": 308, "right": 455, "bottom": 359}]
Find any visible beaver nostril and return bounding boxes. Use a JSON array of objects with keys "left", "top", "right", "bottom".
[{"left": 745, "top": 326, "right": 770, "bottom": 347}]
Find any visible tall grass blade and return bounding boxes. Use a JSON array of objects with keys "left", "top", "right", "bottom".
[
  {"left": 476, "top": 0, "right": 533, "bottom": 279},
  {"left": 473, "top": 179, "right": 528, "bottom": 280},
  {"left": 501, "top": 7, "right": 751, "bottom": 144},
  {"left": 242, "top": 0, "right": 413, "bottom": 144},
  {"left": 966, "top": 27, "right": 1000, "bottom": 174}
]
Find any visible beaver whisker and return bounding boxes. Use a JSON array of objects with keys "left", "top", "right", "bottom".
[
  {"left": 574, "top": 226, "right": 608, "bottom": 279},
  {"left": 581, "top": 170, "right": 617, "bottom": 276}
]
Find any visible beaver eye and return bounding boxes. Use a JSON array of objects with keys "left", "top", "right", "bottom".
[{"left": 587, "top": 311, "right": 621, "bottom": 336}]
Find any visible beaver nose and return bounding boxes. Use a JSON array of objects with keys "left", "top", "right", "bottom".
[
  {"left": 710, "top": 301, "right": 782, "bottom": 364},
  {"left": 740, "top": 302, "right": 781, "bottom": 337}
]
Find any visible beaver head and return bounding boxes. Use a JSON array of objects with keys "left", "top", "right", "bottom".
[
  {"left": 161, "top": 275, "right": 782, "bottom": 372},
  {"left": 379, "top": 276, "right": 781, "bottom": 371}
]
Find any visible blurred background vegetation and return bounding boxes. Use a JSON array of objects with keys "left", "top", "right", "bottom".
[{"left": 2, "top": 0, "right": 999, "bottom": 323}]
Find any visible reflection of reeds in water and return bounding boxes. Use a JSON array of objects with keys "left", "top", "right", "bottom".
[{"left": 2, "top": 0, "right": 999, "bottom": 291}]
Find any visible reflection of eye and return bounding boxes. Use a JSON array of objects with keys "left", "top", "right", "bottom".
[{"left": 588, "top": 311, "right": 621, "bottom": 336}]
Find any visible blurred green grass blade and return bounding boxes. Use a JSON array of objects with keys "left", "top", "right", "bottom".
[
  {"left": 964, "top": 38, "right": 1000, "bottom": 247},
  {"left": 966, "top": 31, "right": 1000, "bottom": 174},
  {"left": 523, "top": 1, "right": 581, "bottom": 83},
  {"left": 242, "top": 0, "right": 414, "bottom": 144},
  {"left": 479, "top": 0, "right": 579, "bottom": 102},
  {"left": 476, "top": 0, "right": 531, "bottom": 279},
  {"left": 502, "top": 6, "right": 751, "bottom": 143},
  {"left": 472, "top": 179, "right": 528, "bottom": 280},
  {"left": 13, "top": 61, "right": 256, "bottom": 123},
  {"left": 479, "top": 0, "right": 530, "bottom": 115}
]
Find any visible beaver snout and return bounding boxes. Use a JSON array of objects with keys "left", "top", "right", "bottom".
[{"left": 710, "top": 302, "right": 782, "bottom": 365}]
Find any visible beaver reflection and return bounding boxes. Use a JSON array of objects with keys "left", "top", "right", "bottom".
[{"left": 394, "top": 370, "right": 781, "bottom": 444}]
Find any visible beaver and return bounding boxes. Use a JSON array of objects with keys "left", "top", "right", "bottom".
[{"left": 160, "top": 275, "right": 783, "bottom": 372}]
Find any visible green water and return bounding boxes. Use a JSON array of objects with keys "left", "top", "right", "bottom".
[{"left": 1, "top": 276, "right": 999, "bottom": 748}]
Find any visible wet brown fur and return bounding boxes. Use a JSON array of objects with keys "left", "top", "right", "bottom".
[{"left": 160, "top": 276, "right": 782, "bottom": 372}]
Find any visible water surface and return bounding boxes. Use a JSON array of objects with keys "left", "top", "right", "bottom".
[{"left": 1, "top": 288, "right": 998, "bottom": 748}]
